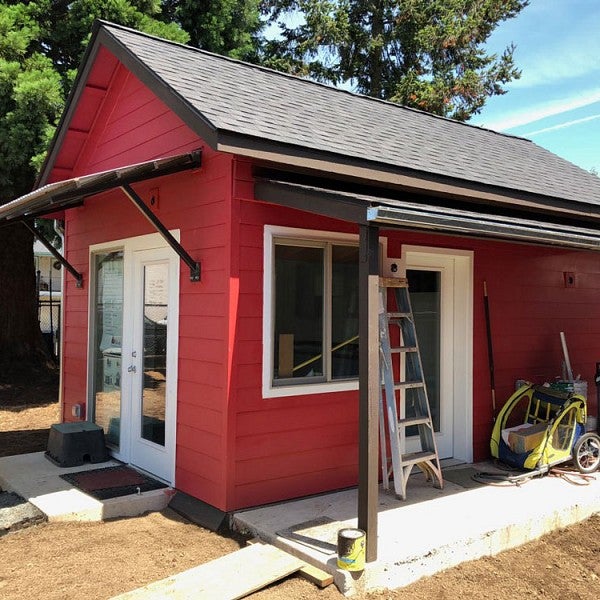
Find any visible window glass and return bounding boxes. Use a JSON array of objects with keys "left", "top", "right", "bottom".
[
  {"left": 407, "top": 269, "right": 441, "bottom": 431},
  {"left": 141, "top": 263, "right": 168, "bottom": 446},
  {"left": 92, "top": 251, "right": 124, "bottom": 447},
  {"left": 331, "top": 245, "right": 359, "bottom": 379},
  {"left": 272, "top": 240, "right": 360, "bottom": 387},
  {"left": 274, "top": 244, "right": 324, "bottom": 382}
]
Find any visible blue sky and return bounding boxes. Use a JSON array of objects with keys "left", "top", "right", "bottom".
[{"left": 471, "top": 0, "right": 600, "bottom": 173}]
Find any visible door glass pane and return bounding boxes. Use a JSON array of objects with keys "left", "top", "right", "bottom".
[
  {"left": 273, "top": 244, "right": 324, "bottom": 383},
  {"left": 93, "top": 251, "right": 124, "bottom": 447},
  {"left": 141, "top": 263, "right": 168, "bottom": 446},
  {"left": 331, "top": 245, "right": 359, "bottom": 379},
  {"left": 407, "top": 269, "right": 441, "bottom": 431}
]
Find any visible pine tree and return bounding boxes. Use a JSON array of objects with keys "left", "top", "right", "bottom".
[
  {"left": 162, "top": 0, "right": 263, "bottom": 60},
  {"left": 0, "top": 1, "right": 187, "bottom": 378},
  {"left": 262, "top": 0, "right": 529, "bottom": 121}
]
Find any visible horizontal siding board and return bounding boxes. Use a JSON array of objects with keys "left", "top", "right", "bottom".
[
  {"left": 238, "top": 271, "right": 262, "bottom": 295},
  {"left": 239, "top": 224, "right": 263, "bottom": 248},
  {"left": 235, "top": 444, "right": 357, "bottom": 485},
  {"left": 237, "top": 293, "right": 262, "bottom": 318},
  {"left": 234, "top": 466, "right": 357, "bottom": 509},
  {"left": 180, "top": 314, "right": 226, "bottom": 340},
  {"left": 178, "top": 337, "right": 224, "bottom": 363},
  {"left": 176, "top": 464, "right": 224, "bottom": 509},
  {"left": 178, "top": 300, "right": 227, "bottom": 321},
  {"left": 186, "top": 224, "right": 229, "bottom": 249},
  {"left": 178, "top": 358, "right": 225, "bottom": 386},
  {"left": 177, "top": 384, "right": 224, "bottom": 412},
  {"left": 177, "top": 401, "right": 223, "bottom": 436},
  {"left": 236, "top": 421, "right": 357, "bottom": 461},
  {"left": 236, "top": 398, "right": 358, "bottom": 434},
  {"left": 176, "top": 446, "right": 223, "bottom": 482},
  {"left": 236, "top": 317, "right": 262, "bottom": 341},
  {"left": 232, "top": 341, "right": 262, "bottom": 365},
  {"left": 178, "top": 424, "right": 222, "bottom": 459}
]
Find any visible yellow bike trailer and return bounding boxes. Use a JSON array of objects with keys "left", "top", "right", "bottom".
[{"left": 490, "top": 384, "right": 600, "bottom": 475}]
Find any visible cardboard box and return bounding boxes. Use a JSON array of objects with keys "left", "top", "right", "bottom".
[{"left": 507, "top": 423, "right": 548, "bottom": 454}]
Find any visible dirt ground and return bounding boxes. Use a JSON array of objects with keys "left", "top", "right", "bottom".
[{"left": 1, "top": 381, "right": 599, "bottom": 600}]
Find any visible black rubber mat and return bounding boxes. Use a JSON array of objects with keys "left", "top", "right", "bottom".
[{"left": 60, "top": 466, "right": 167, "bottom": 500}]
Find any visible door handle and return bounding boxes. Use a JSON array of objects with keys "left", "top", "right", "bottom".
[{"left": 128, "top": 365, "right": 137, "bottom": 373}]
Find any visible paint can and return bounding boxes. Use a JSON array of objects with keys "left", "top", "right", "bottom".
[{"left": 337, "top": 528, "right": 366, "bottom": 571}]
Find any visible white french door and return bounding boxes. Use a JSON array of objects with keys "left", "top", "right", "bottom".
[
  {"left": 128, "top": 246, "right": 179, "bottom": 482},
  {"left": 402, "top": 247, "right": 473, "bottom": 462},
  {"left": 90, "top": 233, "right": 179, "bottom": 484}
]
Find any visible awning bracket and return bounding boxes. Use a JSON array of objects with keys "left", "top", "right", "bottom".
[
  {"left": 120, "top": 183, "right": 201, "bottom": 282},
  {"left": 24, "top": 221, "right": 83, "bottom": 288}
]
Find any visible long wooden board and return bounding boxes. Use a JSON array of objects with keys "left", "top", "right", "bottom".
[{"left": 111, "top": 542, "right": 306, "bottom": 600}]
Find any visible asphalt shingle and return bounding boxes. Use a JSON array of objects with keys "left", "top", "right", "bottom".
[{"left": 103, "top": 23, "right": 600, "bottom": 207}]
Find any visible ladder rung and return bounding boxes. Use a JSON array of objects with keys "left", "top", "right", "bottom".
[
  {"left": 391, "top": 346, "right": 418, "bottom": 353},
  {"left": 398, "top": 416, "right": 431, "bottom": 427},
  {"left": 400, "top": 451, "right": 437, "bottom": 466},
  {"left": 394, "top": 381, "right": 424, "bottom": 390}
]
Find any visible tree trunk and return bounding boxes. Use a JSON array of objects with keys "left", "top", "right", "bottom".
[{"left": 0, "top": 223, "right": 52, "bottom": 382}]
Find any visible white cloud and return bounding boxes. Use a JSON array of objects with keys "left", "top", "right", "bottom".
[
  {"left": 506, "top": 6, "right": 600, "bottom": 89},
  {"left": 512, "top": 43, "right": 600, "bottom": 90},
  {"left": 477, "top": 88, "right": 600, "bottom": 131},
  {"left": 522, "top": 113, "right": 600, "bottom": 137}
]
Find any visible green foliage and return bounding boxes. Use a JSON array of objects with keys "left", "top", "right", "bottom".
[
  {"left": 262, "top": 0, "right": 529, "bottom": 121},
  {"left": 46, "top": 1, "right": 188, "bottom": 84},
  {"left": 0, "top": 1, "right": 189, "bottom": 203},
  {"left": 162, "top": 1, "right": 263, "bottom": 60},
  {"left": 0, "top": 1, "right": 62, "bottom": 200}
]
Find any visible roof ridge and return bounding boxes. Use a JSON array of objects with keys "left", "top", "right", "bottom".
[{"left": 97, "top": 20, "right": 529, "bottom": 145}]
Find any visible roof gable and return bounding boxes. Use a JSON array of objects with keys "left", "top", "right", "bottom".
[
  {"left": 40, "top": 21, "right": 600, "bottom": 212},
  {"left": 42, "top": 43, "right": 202, "bottom": 185}
]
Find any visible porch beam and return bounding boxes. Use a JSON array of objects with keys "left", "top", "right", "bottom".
[
  {"left": 23, "top": 221, "right": 83, "bottom": 288},
  {"left": 120, "top": 183, "right": 201, "bottom": 282},
  {"left": 254, "top": 179, "right": 368, "bottom": 224},
  {"left": 358, "top": 223, "right": 380, "bottom": 563}
]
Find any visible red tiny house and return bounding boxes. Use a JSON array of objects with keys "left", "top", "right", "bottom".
[{"left": 4, "top": 21, "right": 600, "bottom": 525}]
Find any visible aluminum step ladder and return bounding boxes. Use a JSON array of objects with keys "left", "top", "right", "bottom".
[{"left": 379, "top": 276, "right": 443, "bottom": 500}]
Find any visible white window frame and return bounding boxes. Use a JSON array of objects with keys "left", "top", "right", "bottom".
[
  {"left": 263, "top": 225, "right": 362, "bottom": 398},
  {"left": 263, "top": 225, "right": 388, "bottom": 399}
]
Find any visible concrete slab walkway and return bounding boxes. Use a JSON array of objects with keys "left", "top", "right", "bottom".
[
  {"left": 233, "top": 463, "right": 600, "bottom": 596},
  {"left": 0, "top": 452, "right": 173, "bottom": 522}
]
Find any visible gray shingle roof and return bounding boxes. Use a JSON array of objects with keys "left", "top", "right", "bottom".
[{"left": 104, "top": 22, "right": 600, "bottom": 207}]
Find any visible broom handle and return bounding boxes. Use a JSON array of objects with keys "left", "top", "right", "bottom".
[
  {"left": 484, "top": 281, "right": 496, "bottom": 419},
  {"left": 560, "top": 332, "right": 574, "bottom": 382}
]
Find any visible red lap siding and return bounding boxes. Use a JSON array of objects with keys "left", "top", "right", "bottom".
[{"left": 60, "top": 56, "right": 233, "bottom": 509}]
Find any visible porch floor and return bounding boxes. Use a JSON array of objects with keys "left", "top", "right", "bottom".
[
  {"left": 0, "top": 452, "right": 173, "bottom": 522},
  {"left": 232, "top": 462, "right": 600, "bottom": 596}
]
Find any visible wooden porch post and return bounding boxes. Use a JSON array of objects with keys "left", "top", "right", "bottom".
[{"left": 358, "top": 224, "right": 379, "bottom": 562}]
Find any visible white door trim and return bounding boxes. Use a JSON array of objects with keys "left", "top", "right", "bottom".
[{"left": 403, "top": 245, "right": 473, "bottom": 463}]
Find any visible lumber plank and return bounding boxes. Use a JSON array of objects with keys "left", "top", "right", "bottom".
[
  {"left": 298, "top": 563, "right": 334, "bottom": 588},
  {"left": 111, "top": 543, "right": 305, "bottom": 600},
  {"left": 246, "top": 537, "right": 333, "bottom": 588}
]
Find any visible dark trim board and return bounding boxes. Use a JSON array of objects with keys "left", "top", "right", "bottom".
[{"left": 254, "top": 179, "right": 600, "bottom": 250}]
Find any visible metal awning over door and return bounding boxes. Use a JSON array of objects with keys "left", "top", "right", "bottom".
[{"left": 0, "top": 150, "right": 203, "bottom": 284}]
